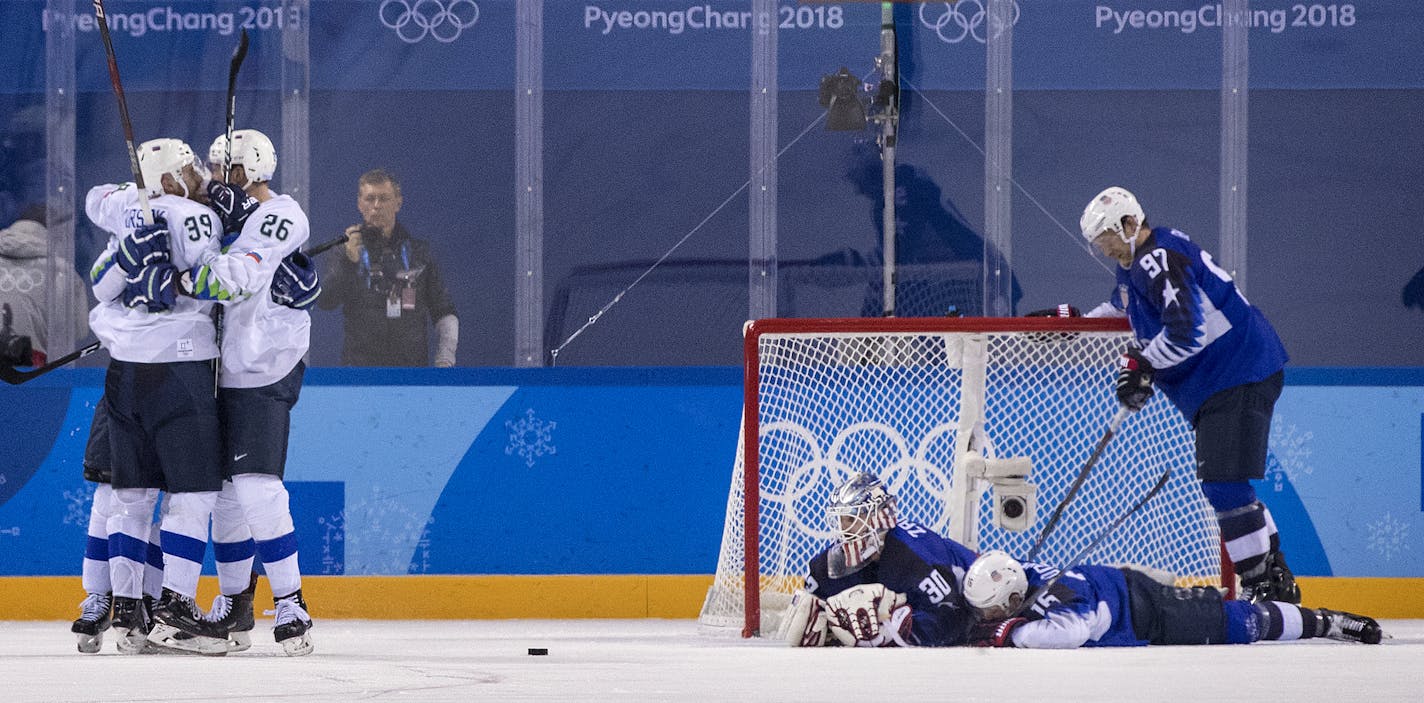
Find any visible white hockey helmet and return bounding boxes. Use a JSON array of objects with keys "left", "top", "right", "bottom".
[
  {"left": 963, "top": 550, "right": 1029, "bottom": 614},
  {"left": 1079, "top": 186, "right": 1145, "bottom": 245},
  {"left": 208, "top": 134, "right": 229, "bottom": 166},
  {"left": 137, "top": 137, "right": 200, "bottom": 198},
  {"left": 228, "top": 129, "right": 277, "bottom": 183},
  {"left": 827, "top": 472, "right": 898, "bottom": 571}
]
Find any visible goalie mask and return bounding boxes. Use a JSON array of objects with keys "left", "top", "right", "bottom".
[
  {"left": 138, "top": 138, "right": 205, "bottom": 199},
  {"left": 826, "top": 472, "right": 898, "bottom": 576},
  {"left": 1080, "top": 186, "right": 1144, "bottom": 248},
  {"left": 963, "top": 550, "right": 1028, "bottom": 618}
]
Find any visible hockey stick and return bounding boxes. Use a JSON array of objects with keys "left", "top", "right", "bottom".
[
  {"left": 1024, "top": 406, "right": 1133, "bottom": 561},
  {"left": 91, "top": 0, "right": 152, "bottom": 225},
  {"left": 0, "top": 341, "right": 104, "bottom": 385},
  {"left": 1008, "top": 464, "right": 1173, "bottom": 619},
  {"left": 213, "top": 29, "right": 249, "bottom": 396}
]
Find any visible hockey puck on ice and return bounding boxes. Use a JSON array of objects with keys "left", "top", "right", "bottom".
[{"left": 527, "top": 647, "right": 548, "bottom": 656}]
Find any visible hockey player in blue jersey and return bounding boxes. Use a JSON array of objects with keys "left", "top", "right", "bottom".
[
  {"left": 1078, "top": 186, "right": 1298, "bottom": 604},
  {"left": 960, "top": 550, "right": 1382, "bottom": 648},
  {"left": 778, "top": 472, "right": 980, "bottom": 647}
]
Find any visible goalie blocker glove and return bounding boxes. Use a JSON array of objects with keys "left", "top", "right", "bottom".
[
  {"left": 777, "top": 589, "right": 832, "bottom": 647},
  {"left": 1116, "top": 347, "right": 1155, "bottom": 411},
  {"left": 969, "top": 617, "right": 1027, "bottom": 647},
  {"left": 117, "top": 217, "right": 170, "bottom": 275},
  {"left": 270, "top": 251, "right": 321, "bottom": 310},
  {"left": 206, "top": 181, "right": 260, "bottom": 235},
  {"left": 121, "top": 263, "right": 177, "bottom": 313}
]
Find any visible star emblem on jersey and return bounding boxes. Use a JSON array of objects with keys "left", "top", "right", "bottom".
[
  {"left": 1160, "top": 279, "right": 1180, "bottom": 308},
  {"left": 506, "top": 408, "right": 557, "bottom": 468}
]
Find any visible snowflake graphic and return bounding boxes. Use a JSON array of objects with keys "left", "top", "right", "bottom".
[
  {"left": 1265, "top": 423, "right": 1315, "bottom": 492},
  {"left": 506, "top": 408, "right": 557, "bottom": 468},
  {"left": 316, "top": 512, "right": 346, "bottom": 575},
  {"left": 1365, "top": 512, "right": 1409, "bottom": 562},
  {"left": 62, "top": 483, "right": 98, "bottom": 527}
]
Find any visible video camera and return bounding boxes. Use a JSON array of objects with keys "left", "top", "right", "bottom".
[{"left": 0, "top": 303, "right": 34, "bottom": 368}]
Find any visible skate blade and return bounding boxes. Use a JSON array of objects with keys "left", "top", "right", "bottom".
[
  {"left": 113, "top": 628, "right": 158, "bottom": 654},
  {"left": 76, "top": 632, "right": 104, "bottom": 654},
  {"left": 279, "top": 632, "right": 313, "bottom": 657},
  {"left": 147, "top": 624, "right": 229, "bottom": 656},
  {"left": 227, "top": 629, "right": 253, "bottom": 653}
]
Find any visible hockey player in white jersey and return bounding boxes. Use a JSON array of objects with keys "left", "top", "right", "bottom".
[
  {"left": 180, "top": 129, "right": 317, "bottom": 656},
  {"left": 960, "top": 550, "right": 1382, "bottom": 648},
  {"left": 84, "top": 137, "right": 230, "bottom": 655}
]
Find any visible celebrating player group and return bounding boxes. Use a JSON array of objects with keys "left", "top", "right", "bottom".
[{"left": 69, "top": 129, "right": 319, "bottom": 656}]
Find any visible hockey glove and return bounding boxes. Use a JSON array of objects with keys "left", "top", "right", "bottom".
[
  {"left": 1024, "top": 304, "right": 1082, "bottom": 318},
  {"left": 122, "top": 262, "right": 177, "bottom": 312},
  {"left": 270, "top": 251, "right": 321, "bottom": 310},
  {"left": 826, "top": 584, "right": 914, "bottom": 647},
  {"left": 1116, "top": 348, "right": 1156, "bottom": 411},
  {"left": 117, "top": 217, "right": 170, "bottom": 275},
  {"left": 776, "top": 589, "right": 832, "bottom": 647},
  {"left": 206, "top": 181, "right": 260, "bottom": 235},
  {"left": 969, "top": 617, "right": 1027, "bottom": 647}
]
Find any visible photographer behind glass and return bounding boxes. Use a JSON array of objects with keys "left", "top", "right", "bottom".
[{"left": 319, "top": 169, "right": 458, "bottom": 367}]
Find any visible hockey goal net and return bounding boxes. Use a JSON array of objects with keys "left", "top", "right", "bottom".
[{"left": 699, "top": 317, "right": 1226, "bottom": 637}]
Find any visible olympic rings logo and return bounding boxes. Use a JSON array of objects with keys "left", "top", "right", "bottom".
[
  {"left": 918, "top": 1, "right": 1021, "bottom": 45},
  {"left": 0, "top": 267, "right": 46, "bottom": 293},
  {"left": 379, "top": 0, "right": 480, "bottom": 44}
]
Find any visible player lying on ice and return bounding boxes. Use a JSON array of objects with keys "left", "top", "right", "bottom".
[{"left": 779, "top": 472, "right": 1383, "bottom": 648}]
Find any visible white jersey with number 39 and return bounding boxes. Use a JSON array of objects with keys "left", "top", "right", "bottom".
[
  {"left": 199, "top": 193, "right": 312, "bottom": 388},
  {"left": 85, "top": 182, "right": 221, "bottom": 363}
]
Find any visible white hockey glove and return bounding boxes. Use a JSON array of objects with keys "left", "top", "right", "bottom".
[
  {"left": 776, "top": 589, "right": 832, "bottom": 647},
  {"left": 826, "top": 583, "right": 914, "bottom": 647}
]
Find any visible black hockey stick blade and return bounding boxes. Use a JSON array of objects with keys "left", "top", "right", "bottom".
[
  {"left": 1025, "top": 406, "right": 1133, "bottom": 561},
  {"left": 303, "top": 233, "right": 350, "bottom": 258},
  {"left": 0, "top": 340, "right": 103, "bottom": 385}
]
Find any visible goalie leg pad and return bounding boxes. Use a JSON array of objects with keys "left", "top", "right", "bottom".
[{"left": 777, "top": 589, "right": 831, "bottom": 647}]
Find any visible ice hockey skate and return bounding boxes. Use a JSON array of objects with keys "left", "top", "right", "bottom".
[
  {"left": 147, "top": 588, "right": 230, "bottom": 656},
  {"left": 70, "top": 592, "right": 112, "bottom": 654},
  {"left": 1240, "top": 552, "right": 1302, "bottom": 604},
  {"left": 1318, "top": 609, "right": 1383, "bottom": 644},
  {"left": 269, "top": 589, "right": 314, "bottom": 657},
  {"left": 205, "top": 572, "right": 257, "bottom": 652},
  {"left": 110, "top": 595, "right": 154, "bottom": 654}
]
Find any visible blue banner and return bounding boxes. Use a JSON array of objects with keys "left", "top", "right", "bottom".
[{"left": 4, "top": 1, "right": 1422, "bottom": 94}]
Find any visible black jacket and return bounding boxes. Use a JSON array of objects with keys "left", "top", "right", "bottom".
[{"left": 319, "top": 222, "right": 457, "bottom": 366}]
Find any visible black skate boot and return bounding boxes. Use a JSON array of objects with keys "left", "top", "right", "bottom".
[
  {"left": 269, "top": 589, "right": 314, "bottom": 657},
  {"left": 204, "top": 572, "right": 258, "bottom": 652},
  {"left": 111, "top": 595, "right": 152, "bottom": 654},
  {"left": 70, "top": 592, "right": 112, "bottom": 654},
  {"left": 1240, "top": 551, "right": 1301, "bottom": 605},
  {"left": 1318, "top": 609, "right": 1383, "bottom": 644},
  {"left": 147, "top": 588, "right": 230, "bottom": 656}
]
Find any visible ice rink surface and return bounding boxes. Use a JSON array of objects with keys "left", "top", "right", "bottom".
[{"left": 2, "top": 618, "right": 1421, "bottom": 701}]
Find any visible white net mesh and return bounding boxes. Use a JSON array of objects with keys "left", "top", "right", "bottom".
[{"left": 699, "top": 318, "right": 1223, "bottom": 634}]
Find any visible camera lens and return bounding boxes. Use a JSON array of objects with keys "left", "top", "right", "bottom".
[{"left": 1002, "top": 496, "right": 1025, "bottom": 520}]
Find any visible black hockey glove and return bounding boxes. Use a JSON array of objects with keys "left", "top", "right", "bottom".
[
  {"left": 122, "top": 262, "right": 177, "bottom": 313},
  {"left": 969, "top": 617, "right": 1027, "bottom": 647},
  {"left": 1024, "top": 304, "right": 1082, "bottom": 318},
  {"left": 1115, "top": 348, "right": 1156, "bottom": 412},
  {"left": 206, "top": 180, "right": 260, "bottom": 235},
  {"left": 271, "top": 251, "right": 321, "bottom": 310},
  {"left": 117, "top": 217, "right": 170, "bottom": 275}
]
